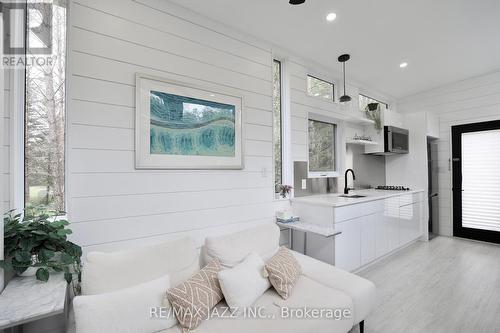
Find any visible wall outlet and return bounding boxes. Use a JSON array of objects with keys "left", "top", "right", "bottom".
[{"left": 301, "top": 179, "right": 307, "bottom": 190}]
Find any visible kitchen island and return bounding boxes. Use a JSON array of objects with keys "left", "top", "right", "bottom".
[{"left": 291, "top": 189, "right": 426, "bottom": 272}]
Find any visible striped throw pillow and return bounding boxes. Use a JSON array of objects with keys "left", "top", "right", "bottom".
[
  {"left": 265, "top": 246, "right": 301, "bottom": 299},
  {"left": 166, "top": 258, "right": 223, "bottom": 330}
]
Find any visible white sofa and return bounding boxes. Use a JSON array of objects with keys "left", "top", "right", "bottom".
[{"left": 69, "top": 224, "right": 376, "bottom": 333}]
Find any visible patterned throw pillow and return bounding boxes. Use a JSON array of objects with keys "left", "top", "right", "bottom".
[
  {"left": 166, "top": 259, "right": 223, "bottom": 330},
  {"left": 265, "top": 246, "right": 301, "bottom": 299}
]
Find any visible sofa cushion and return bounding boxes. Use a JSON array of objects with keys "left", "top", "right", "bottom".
[
  {"left": 166, "top": 259, "right": 223, "bottom": 330},
  {"left": 158, "top": 276, "right": 354, "bottom": 333},
  {"left": 265, "top": 247, "right": 301, "bottom": 299},
  {"left": 82, "top": 237, "right": 199, "bottom": 295},
  {"left": 73, "top": 275, "right": 177, "bottom": 333},
  {"left": 218, "top": 253, "right": 270, "bottom": 312},
  {"left": 292, "top": 251, "right": 376, "bottom": 325},
  {"left": 203, "top": 224, "right": 280, "bottom": 268}
]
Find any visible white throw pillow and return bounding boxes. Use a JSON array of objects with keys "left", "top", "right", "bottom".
[
  {"left": 73, "top": 275, "right": 177, "bottom": 333},
  {"left": 204, "top": 224, "right": 280, "bottom": 268},
  {"left": 218, "top": 253, "right": 271, "bottom": 313},
  {"left": 82, "top": 237, "right": 199, "bottom": 295}
]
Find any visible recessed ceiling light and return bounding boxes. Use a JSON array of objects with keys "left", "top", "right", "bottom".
[
  {"left": 326, "top": 13, "right": 337, "bottom": 21},
  {"left": 400, "top": 62, "right": 408, "bottom": 68}
]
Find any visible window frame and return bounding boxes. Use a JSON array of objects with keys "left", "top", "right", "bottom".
[
  {"left": 272, "top": 59, "right": 283, "bottom": 192},
  {"left": 306, "top": 74, "right": 335, "bottom": 103},
  {"left": 307, "top": 113, "right": 343, "bottom": 178},
  {"left": 359, "top": 93, "right": 389, "bottom": 111},
  {"left": 10, "top": 0, "right": 69, "bottom": 213}
]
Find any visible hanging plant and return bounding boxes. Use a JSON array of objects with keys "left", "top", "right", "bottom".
[{"left": 365, "top": 103, "right": 382, "bottom": 133}]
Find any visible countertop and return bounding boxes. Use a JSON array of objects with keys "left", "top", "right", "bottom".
[
  {"left": 290, "top": 189, "right": 425, "bottom": 208},
  {"left": 0, "top": 274, "right": 67, "bottom": 329}
]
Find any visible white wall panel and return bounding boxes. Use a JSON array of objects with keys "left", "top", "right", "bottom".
[
  {"left": 66, "top": 0, "right": 280, "bottom": 252},
  {"left": 398, "top": 70, "right": 500, "bottom": 236}
]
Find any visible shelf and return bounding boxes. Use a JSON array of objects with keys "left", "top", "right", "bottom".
[{"left": 346, "top": 139, "right": 378, "bottom": 146}]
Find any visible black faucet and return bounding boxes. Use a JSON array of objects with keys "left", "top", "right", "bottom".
[{"left": 344, "top": 169, "right": 356, "bottom": 194}]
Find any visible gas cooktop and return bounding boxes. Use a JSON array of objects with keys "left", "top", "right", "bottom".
[{"left": 375, "top": 185, "right": 411, "bottom": 191}]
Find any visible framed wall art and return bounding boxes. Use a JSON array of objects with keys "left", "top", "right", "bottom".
[{"left": 135, "top": 74, "right": 243, "bottom": 169}]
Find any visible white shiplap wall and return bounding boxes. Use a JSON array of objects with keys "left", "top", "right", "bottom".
[
  {"left": 398, "top": 70, "right": 500, "bottom": 236},
  {"left": 66, "top": 0, "right": 292, "bottom": 254}
]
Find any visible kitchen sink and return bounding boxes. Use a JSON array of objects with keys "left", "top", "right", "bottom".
[{"left": 339, "top": 194, "right": 367, "bottom": 198}]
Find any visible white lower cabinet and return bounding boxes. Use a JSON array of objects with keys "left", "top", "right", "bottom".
[
  {"left": 292, "top": 191, "right": 425, "bottom": 272},
  {"left": 360, "top": 213, "right": 377, "bottom": 266},
  {"left": 334, "top": 218, "right": 361, "bottom": 271},
  {"left": 334, "top": 197, "right": 423, "bottom": 272},
  {"left": 399, "top": 202, "right": 422, "bottom": 246}
]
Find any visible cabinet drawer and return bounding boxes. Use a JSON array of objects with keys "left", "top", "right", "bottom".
[{"left": 334, "top": 200, "right": 384, "bottom": 223}]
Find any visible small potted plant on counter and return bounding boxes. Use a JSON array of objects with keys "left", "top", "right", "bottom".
[
  {"left": 0, "top": 206, "right": 82, "bottom": 294},
  {"left": 276, "top": 184, "right": 293, "bottom": 199}
]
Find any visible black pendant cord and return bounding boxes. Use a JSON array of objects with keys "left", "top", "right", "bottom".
[{"left": 343, "top": 62, "right": 346, "bottom": 96}]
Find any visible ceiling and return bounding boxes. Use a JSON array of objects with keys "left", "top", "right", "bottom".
[{"left": 168, "top": 0, "right": 500, "bottom": 100}]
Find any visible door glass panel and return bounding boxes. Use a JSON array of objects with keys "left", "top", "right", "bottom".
[{"left": 461, "top": 129, "right": 500, "bottom": 232}]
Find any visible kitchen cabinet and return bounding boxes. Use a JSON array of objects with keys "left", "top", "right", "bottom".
[
  {"left": 334, "top": 218, "right": 361, "bottom": 271},
  {"left": 291, "top": 189, "right": 425, "bottom": 272},
  {"left": 360, "top": 213, "right": 377, "bottom": 265},
  {"left": 399, "top": 202, "right": 422, "bottom": 246}
]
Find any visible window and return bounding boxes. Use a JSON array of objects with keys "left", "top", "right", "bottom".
[
  {"left": 24, "top": 0, "right": 67, "bottom": 211},
  {"left": 308, "top": 119, "right": 336, "bottom": 175},
  {"left": 273, "top": 60, "right": 282, "bottom": 191},
  {"left": 359, "top": 94, "right": 388, "bottom": 112},
  {"left": 307, "top": 75, "right": 334, "bottom": 102}
]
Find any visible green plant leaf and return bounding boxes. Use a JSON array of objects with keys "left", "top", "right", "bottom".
[
  {"left": 60, "top": 253, "right": 74, "bottom": 265},
  {"left": 14, "top": 250, "right": 32, "bottom": 263},
  {"left": 56, "top": 229, "right": 72, "bottom": 236},
  {"left": 32, "top": 230, "right": 48, "bottom": 236},
  {"left": 38, "top": 248, "right": 55, "bottom": 262},
  {"left": 36, "top": 268, "right": 50, "bottom": 282},
  {"left": 64, "top": 272, "right": 73, "bottom": 284},
  {"left": 0, "top": 260, "right": 13, "bottom": 272}
]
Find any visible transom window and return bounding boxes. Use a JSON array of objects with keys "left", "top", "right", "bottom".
[
  {"left": 307, "top": 75, "right": 334, "bottom": 102},
  {"left": 359, "top": 94, "right": 388, "bottom": 111}
]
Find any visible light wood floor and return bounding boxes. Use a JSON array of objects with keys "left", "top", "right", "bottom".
[{"left": 351, "top": 236, "right": 500, "bottom": 333}]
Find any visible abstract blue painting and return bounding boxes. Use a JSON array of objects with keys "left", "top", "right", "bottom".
[{"left": 149, "top": 91, "right": 236, "bottom": 157}]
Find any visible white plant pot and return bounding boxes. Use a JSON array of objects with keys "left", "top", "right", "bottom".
[
  {"left": 17, "top": 255, "right": 38, "bottom": 277},
  {"left": 19, "top": 266, "right": 38, "bottom": 277}
]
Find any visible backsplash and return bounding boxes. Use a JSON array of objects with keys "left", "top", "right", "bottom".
[{"left": 347, "top": 145, "right": 386, "bottom": 188}]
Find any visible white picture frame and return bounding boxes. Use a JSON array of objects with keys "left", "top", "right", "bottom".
[{"left": 135, "top": 74, "right": 243, "bottom": 169}]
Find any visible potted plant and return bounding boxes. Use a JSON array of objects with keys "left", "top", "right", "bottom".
[
  {"left": 0, "top": 206, "right": 82, "bottom": 294},
  {"left": 276, "top": 184, "right": 293, "bottom": 199}
]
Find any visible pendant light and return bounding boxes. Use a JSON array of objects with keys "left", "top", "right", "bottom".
[
  {"left": 338, "top": 54, "right": 352, "bottom": 103},
  {"left": 289, "top": 0, "right": 305, "bottom": 4}
]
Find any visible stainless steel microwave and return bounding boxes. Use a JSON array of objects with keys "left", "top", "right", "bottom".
[{"left": 384, "top": 126, "right": 409, "bottom": 154}]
